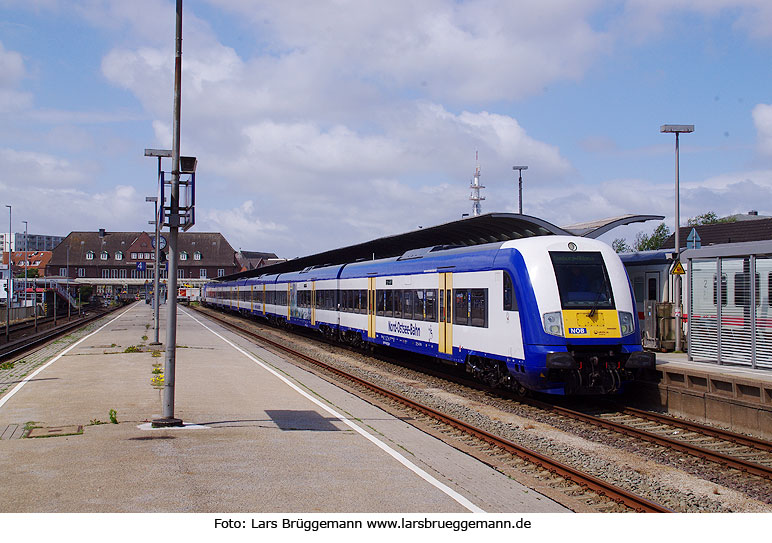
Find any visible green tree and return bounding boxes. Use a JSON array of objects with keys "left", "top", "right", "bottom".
[
  {"left": 687, "top": 211, "right": 736, "bottom": 226},
  {"left": 633, "top": 222, "right": 671, "bottom": 251},
  {"left": 612, "top": 238, "right": 631, "bottom": 253}
]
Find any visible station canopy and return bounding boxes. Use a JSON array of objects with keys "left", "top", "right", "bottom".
[
  {"left": 222, "top": 212, "right": 663, "bottom": 280},
  {"left": 560, "top": 214, "right": 665, "bottom": 238}
]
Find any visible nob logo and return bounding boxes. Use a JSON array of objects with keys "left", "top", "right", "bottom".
[{"left": 569, "top": 327, "right": 588, "bottom": 334}]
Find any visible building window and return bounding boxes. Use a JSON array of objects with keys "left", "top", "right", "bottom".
[
  {"left": 178, "top": 268, "right": 185, "bottom": 278},
  {"left": 78, "top": 268, "right": 85, "bottom": 277},
  {"left": 100, "top": 251, "right": 109, "bottom": 260},
  {"left": 115, "top": 251, "right": 123, "bottom": 261},
  {"left": 119, "top": 269, "right": 127, "bottom": 278},
  {"left": 86, "top": 251, "right": 94, "bottom": 260},
  {"left": 131, "top": 252, "right": 137, "bottom": 260},
  {"left": 218, "top": 268, "right": 225, "bottom": 277},
  {"left": 194, "top": 251, "right": 202, "bottom": 261},
  {"left": 102, "top": 269, "right": 110, "bottom": 278},
  {"left": 200, "top": 268, "right": 207, "bottom": 279},
  {"left": 180, "top": 251, "right": 188, "bottom": 261},
  {"left": 59, "top": 267, "right": 68, "bottom": 276}
]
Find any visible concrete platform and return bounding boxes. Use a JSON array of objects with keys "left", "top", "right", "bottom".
[
  {"left": 0, "top": 302, "right": 569, "bottom": 513},
  {"left": 629, "top": 352, "right": 772, "bottom": 440}
]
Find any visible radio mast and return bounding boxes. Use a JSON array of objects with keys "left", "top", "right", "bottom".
[{"left": 469, "top": 150, "right": 485, "bottom": 216}]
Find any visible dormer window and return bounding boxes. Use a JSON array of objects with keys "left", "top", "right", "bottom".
[
  {"left": 86, "top": 251, "right": 95, "bottom": 260},
  {"left": 101, "top": 251, "right": 109, "bottom": 260},
  {"left": 180, "top": 251, "right": 188, "bottom": 261},
  {"left": 115, "top": 251, "right": 123, "bottom": 261},
  {"left": 194, "top": 251, "right": 202, "bottom": 261}
]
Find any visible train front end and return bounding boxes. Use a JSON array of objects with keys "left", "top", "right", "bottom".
[{"left": 509, "top": 236, "right": 655, "bottom": 394}]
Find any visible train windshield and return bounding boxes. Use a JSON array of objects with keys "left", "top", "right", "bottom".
[{"left": 550, "top": 251, "right": 615, "bottom": 310}]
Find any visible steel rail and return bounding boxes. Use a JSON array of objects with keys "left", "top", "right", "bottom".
[
  {"left": 620, "top": 405, "right": 772, "bottom": 453},
  {"left": 0, "top": 305, "right": 121, "bottom": 361},
  {"left": 539, "top": 402, "right": 772, "bottom": 481},
  {"left": 194, "top": 306, "right": 673, "bottom": 513}
]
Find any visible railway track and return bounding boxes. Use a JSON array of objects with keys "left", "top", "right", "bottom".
[
  {"left": 0, "top": 305, "right": 121, "bottom": 361},
  {"left": 193, "top": 304, "right": 672, "bottom": 513}
]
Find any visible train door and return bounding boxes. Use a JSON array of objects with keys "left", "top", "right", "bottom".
[
  {"left": 439, "top": 272, "right": 453, "bottom": 354},
  {"left": 367, "top": 277, "right": 376, "bottom": 338},
  {"left": 262, "top": 284, "right": 266, "bottom": 315},
  {"left": 250, "top": 284, "right": 254, "bottom": 313},
  {"left": 645, "top": 271, "right": 660, "bottom": 303},
  {"left": 311, "top": 282, "right": 316, "bottom": 326}
]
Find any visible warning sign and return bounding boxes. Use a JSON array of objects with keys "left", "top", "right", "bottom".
[{"left": 671, "top": 260, "right": 685, "bottom": 275}]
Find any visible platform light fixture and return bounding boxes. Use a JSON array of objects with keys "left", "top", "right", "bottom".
[{"left": 660, "top": 123, "right": 694, "bottom": 353}]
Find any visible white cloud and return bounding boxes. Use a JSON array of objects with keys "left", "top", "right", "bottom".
[{"left": 752, "top": 103, "right": 772, "bottom": 156}]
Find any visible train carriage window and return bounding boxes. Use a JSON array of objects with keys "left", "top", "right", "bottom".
[
  {"left": 415, "top": 290, "right": 425, "bottom": 321},
  {"left": 425, "top": 289, "right": 437, "bottom": 322},
  {"left": 470, "top": 289, "right": 488, "bottom": 328},
  {"left": 403, "top": 290, "right": 414, "bottom": 320},
  {"left": 376, "top": 290, "right": 385, "bottom": 316},
  {"left": 393, "top": 289, "right": 403, "bottom": 318},
  {"left": 454, "top": 289, "right": 469, "bottom": 326},
  {"left": 734, "top": 272, "right": 760, "bottom": 307},
  {"left": 633, "top": 277, "right": 644, "bottom": 303},
  {"left": 503, "top": 272, "right": 518, "bottom": 311},
  {"left": 384, "top": 289, "right": 394, "bottom": 317},
  {"left": 360, "top": 289, "right": 367, "bottom": 314}
]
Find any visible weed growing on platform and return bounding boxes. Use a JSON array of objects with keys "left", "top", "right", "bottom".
[
  {"left": 124, "top": 345, "right": 142, "bottom": 353},
  {"left": 151, "top": 350, "right": 161, "bottom": 357},
  {"left": 0, "top": 361, "right": 15, "bottom": 370},
  {"left": 142, "top": 335, "right": 148, "bottom": 341},
  {"left": 109, "top": 409, "right": 118, "bottom": 424},
  {"left": 89, "top": 418, "right": 106, "bottom": 425}
]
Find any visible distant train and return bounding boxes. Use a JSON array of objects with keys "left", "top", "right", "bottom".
[{"left": 203, "top": 236, "right": 654, "bottom": 395}]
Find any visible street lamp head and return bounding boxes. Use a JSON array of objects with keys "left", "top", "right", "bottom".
[
  {"left": 512, "top": 166, "right": 528, "bottom": 171},
  {"left": 145, "top": 196, "right": 158, "bottom": 203},
  {"left": 660, "top": 124, "right": 694, "bottom": 134},
  {"left": 180, "top": 155, "right": 197, "bottom": 174}
]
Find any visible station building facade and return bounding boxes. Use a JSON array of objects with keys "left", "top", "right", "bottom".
[{"left": 46, "top": 230, "right": 242, "bottom": 299}]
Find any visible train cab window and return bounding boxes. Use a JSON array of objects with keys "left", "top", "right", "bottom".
[
  {"left": 550, "top": 251, "right": 615, "bottom": 310},
  {"left": 503, "top": 272, "right": 518, "bottom": 311}
]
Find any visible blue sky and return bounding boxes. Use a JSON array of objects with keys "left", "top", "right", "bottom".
[{"left": 2, "top": 1, "right": 772, "bottom": 258}]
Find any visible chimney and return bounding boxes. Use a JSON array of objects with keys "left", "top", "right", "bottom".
[
  {"left": 749, "top": 210, "right": 758, "bottom": 216},
  {"left": 99, "top": 228, "right": 106, "bottom": 238}
]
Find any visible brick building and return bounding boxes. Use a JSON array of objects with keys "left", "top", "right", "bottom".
[{"left": 47, "top": 230, "right": 241, "bottom": 298}]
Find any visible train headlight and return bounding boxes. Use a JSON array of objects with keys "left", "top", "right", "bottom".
[
  {"left": 619, "top": 311, "right": 635, "bottom": 336},
  {"left": 543, "top": 312, "right": 564, "bottom": 337}
]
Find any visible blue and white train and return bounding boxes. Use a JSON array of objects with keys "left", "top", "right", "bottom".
[{"left": 203, "top": 235, "right": 654, "bottom": 395}]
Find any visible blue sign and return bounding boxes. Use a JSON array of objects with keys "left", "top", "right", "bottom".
[{"left": 136, "top": 262, "right": 146, "bottom": 271}]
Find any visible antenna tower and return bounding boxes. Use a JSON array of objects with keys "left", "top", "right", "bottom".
[{"left": 469, "top": 150, "right": 485, "bottom": 216}]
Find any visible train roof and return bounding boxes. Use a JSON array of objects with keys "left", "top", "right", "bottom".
[{"left": 217, "top": 213, "right": 569, "bottom": 281}]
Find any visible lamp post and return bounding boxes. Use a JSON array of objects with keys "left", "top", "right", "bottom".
[
  {"left": 660, "top": 124, "right": 694, "bottom": 353},
  {"left": 146, "top": 195, "right": 161, "bottom": 345},
  {"left": 5, "top": 204, "right": 10, "bottom": 342},
  {"left": 22, "top": 220, "right": 27, "bottom": 310},
  {"left": 513, "top": 166, "right": 528, "bottom": 214}
]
